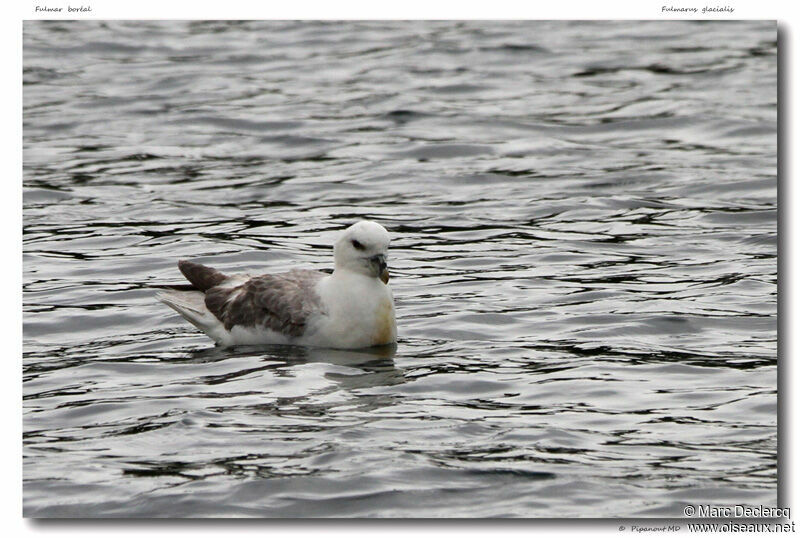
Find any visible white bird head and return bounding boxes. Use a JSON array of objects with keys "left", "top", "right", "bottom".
[{"left": 333, "top": 221, "right": 391, "bottom": 283}]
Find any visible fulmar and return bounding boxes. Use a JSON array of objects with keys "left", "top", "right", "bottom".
[{"left": 157, "top": 220, "right": 396, "bottom": 349}]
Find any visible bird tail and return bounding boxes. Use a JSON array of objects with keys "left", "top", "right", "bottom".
[{"left": 157, "top": 290, "right": 222, "bottom": 338}]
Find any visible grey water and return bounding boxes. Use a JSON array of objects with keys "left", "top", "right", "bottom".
[{"left": 23, "top": 20, "right": 777, "bottom": 517}]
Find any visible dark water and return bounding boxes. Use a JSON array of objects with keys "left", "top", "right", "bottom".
[{"left": 23, "top": 21, "right": 777, "bottom": 517}]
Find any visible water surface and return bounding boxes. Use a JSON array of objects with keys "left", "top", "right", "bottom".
[{"left": 23, "top": 20, "right": 777, "bottom": 517}]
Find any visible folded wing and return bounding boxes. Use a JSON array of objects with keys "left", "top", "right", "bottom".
[{"left": 204, "top": 269, "right": 325, "bottom": 338}]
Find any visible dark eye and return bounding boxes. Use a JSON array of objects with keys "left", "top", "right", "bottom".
[{"left": 351, "top": 239, "right": 365, "bottom": 250}]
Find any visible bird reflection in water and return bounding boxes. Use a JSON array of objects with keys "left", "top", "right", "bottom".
[{"left": 180, "top": 343, "right": 403, "bottom": 397}]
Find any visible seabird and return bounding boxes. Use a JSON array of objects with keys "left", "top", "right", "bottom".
[{"left": 157, "top": 220, "right": 396, "bottom": 349}]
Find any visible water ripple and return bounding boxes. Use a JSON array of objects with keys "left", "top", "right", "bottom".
[{"left": 23, "top": 20, "right": 776, "bottom": 517}]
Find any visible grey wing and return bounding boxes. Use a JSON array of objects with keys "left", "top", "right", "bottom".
[{"left": 204, "top": 269, "right": 325, "bottom": 337}]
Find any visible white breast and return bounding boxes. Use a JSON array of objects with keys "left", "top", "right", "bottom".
[{"left": 308, "top": 271, "right": 396, "bottom": 348}]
